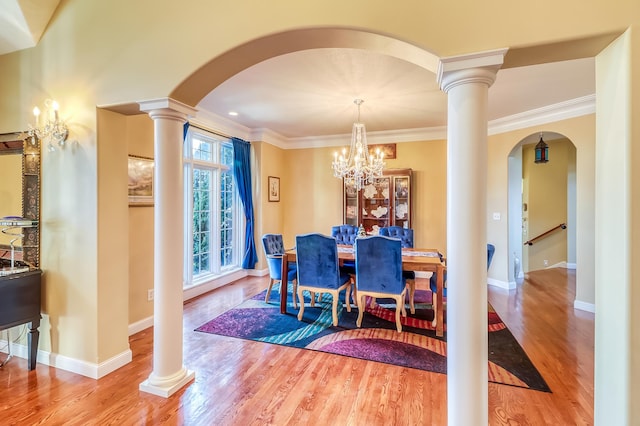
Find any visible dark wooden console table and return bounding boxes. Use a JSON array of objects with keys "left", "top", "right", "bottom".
[{"left": 0, "top": 267, "right": 42, "bottom": 370}]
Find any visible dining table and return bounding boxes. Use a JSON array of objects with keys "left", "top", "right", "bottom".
[{"left": 280, "top": 245, "right": 447, "bottom": 337}]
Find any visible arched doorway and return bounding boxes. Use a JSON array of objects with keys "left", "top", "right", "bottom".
[{"left": 508, "top": 132, "right": 577, "bottom": 282}]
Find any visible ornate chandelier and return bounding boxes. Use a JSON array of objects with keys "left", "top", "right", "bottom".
[{"left": 332, "top": 99, "right": 385, "bottom": 190}]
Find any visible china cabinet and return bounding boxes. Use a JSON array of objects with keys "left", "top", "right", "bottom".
[{"left": 343, "top": 168, "right": 412, "bottom": 234}]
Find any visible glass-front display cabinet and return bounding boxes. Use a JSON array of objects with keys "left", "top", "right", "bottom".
[{"left": 343, "top": 168, "right": 412, "bottom": 234}]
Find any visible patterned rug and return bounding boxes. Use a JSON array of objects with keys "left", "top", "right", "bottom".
[{"left": 195, "top": 286, "right": 550, "bottom": 392}]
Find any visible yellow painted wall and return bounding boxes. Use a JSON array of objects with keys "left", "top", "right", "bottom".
[
  {"left": 522, "top": 138, "right": 574, "bottom": 271},
  {"left": 96, "top": 109, "right": 130, "bottom": 360},
  {"left": 280, "top": 140, "right": 447, "bottom": 253},
  {"left": 0, "top": 154, "right": 23, "bottom": 247},
  {"left": 126, "top": 114, "right": 155, "bottom": 326},
  {"left": 256, "top": 141, "right": 286, "bottom": 258}
]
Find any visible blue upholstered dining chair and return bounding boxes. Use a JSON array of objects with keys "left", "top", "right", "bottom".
[
  {"left": 379, "top": 226, "right": 414, "bottom": 248},
  {"left": 261, "top": 234, "right": 298, "bottom": 308},
  {"left": 331, "top": 224, "right": 359, "bottom": 275},
  {"left": 296, "top": 233, "right": 353, "bottom": 326},
  {"left": 379, "top": 226, "right": 417, "bottom": 313},
  {"left": 429, "top": 243, "right": 496, "bottom": 326},
  {"left": 331, "top": 224, "right": 358, "bottom": 245},
  {"left": 354, "top": 235, "right": 407, "bottom": 332}
]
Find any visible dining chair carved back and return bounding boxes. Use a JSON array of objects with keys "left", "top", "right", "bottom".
[
  {"left": 295, "top": 233, "right": 353, "bottom": 326},
  {"left": 354, "top": 235, "right": 407, "bottom": 332},
  {"left": 261, "top": 233, "right": 298, "bottom": 308}
]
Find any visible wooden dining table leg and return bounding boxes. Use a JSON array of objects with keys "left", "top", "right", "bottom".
[
  {"left": 280, "top": 253, "right": 289, "bottom": 314},
  {"left": 435, "top": 264, "right": 444, "bottom": 337}
]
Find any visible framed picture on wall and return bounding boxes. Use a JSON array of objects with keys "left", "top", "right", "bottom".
[
  {"left": 128, "top": 155, "right": 154, "bottom": 206},
  {"left": 369, "top": 143, "right": 396, "bottom": 159},
  {"left": 268, "top": 176, "right": 280, "bottom": 202}
]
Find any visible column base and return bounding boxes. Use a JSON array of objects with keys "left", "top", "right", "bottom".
[{"left": 139, "top": 368, "right": 195, "bottom": 398}]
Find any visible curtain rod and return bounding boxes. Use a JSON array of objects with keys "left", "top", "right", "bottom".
[{"left": 187, "top": 122, "right": 232, "bottom": 140}]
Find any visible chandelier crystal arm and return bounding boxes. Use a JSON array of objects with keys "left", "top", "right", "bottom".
[
  {"left": 332, "top": 99, "right": 385, "bottom": 190},
  {"left": 27, "top": 99, "right": 69, "bottom": 152}
]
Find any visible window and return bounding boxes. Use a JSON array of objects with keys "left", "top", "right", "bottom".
[{"left": 184, "top": 127, "right": 244, "bottom": 287}]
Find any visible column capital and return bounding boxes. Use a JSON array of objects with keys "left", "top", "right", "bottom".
[
  {"left": 138, "top": 97, "right": 197, "bottom": 122},
  {"left": 437, "top": 48, "right": 508, "bottom": 93}
]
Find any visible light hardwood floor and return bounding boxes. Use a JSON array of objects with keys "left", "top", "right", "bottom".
[{"left": 0, "top": 268, "right": 593, "bottom": 425}]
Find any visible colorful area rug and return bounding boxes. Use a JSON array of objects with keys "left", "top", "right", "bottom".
[{"left": 195, "top": 286, "right": 550, "bottom": 392}]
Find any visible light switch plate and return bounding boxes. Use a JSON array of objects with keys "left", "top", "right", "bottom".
[{"left": 493, "top": 212, "right": 501, "bottom": 220}]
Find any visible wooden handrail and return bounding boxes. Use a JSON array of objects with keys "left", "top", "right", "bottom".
[{"left": 524, "top": 223, "right": 567, "bottom": 246}]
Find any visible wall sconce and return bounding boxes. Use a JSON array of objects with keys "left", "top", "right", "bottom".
[
  {"left": 534, "top": 133, "right": 548, "bottom": 164},
  {"left": 27, "top": 99, "right": 69, "bottom": 152}
]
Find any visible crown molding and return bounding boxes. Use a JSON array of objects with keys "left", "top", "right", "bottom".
[
  {"left": 488, "top": 94, "right": 595, "bottom": 135},
  {"left": 191, "top": 109, "right": 252, "bottom": 141},
  {"left": 192, "top": 94, "right": 594, "bottom": 149}
]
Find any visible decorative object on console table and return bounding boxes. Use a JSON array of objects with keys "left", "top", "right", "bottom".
[
  {"left": 342, "top": 168, "right": 412, "bottom": 234},
  {"left": 268, "top": 176, "right": 280, "bottom": 202},
  {"left": 0, "top": 217, "right": 38, "bottom": 275},
  {"left": 128, "top": 155, "right": 154, "bottom": 206}
]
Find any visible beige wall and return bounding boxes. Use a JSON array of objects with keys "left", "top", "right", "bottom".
[
  {"left": 0, "top": 154, "right": 23, "bottom": 247},
  {"left": 595, "top": 30, "right": 638, "bottom": 424},
  {"left": 126, "top": 114, "right": 155, "bottom": 326},
  {"left": 96, "top": 109, "right": 130, "bottom": 360},
  {"left": 254, "top": 141, "right": 285, "bottom": 268},
  {"left": 281, "top": 140, "right": 448, "bottom": 253},
  {"left": 522, "top": 138, "right": 574, "bottom": 272}
]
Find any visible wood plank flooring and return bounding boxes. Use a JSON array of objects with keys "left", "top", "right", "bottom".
[{"left": 0, "top": 268, "right": 593, "bottom": 425}]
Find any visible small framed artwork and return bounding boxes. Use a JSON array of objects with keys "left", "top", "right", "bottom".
[
  {"left": 128, "top": 155, "right": 154, "bottom": 206},
  {"left": 268, "top": 176, "right": 280, "bottom": 202},
  {"left": 369, "top": 143, "right": 396, "bottom": 159}
]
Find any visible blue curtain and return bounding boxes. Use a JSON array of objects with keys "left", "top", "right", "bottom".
[
  {"left": 183, "top": 122, "right": 190, "bottom": 140},
  {"left": 231, "top": 137, "right": 258, "bottom": 269}
]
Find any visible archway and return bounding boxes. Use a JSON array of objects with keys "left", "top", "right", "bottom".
[
  {"left": 169, "top": 27, "right": 440, "bottom": 107},
  {"left": 507, "top": 132, "right": 577, "bottom": 283}
]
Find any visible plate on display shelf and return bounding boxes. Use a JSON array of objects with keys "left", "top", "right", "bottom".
[{"left": 371, "top": 206, "right": 388, "bottom": 218}]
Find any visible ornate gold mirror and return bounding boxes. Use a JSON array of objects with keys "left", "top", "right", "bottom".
[{"left": 0, "top": 132, "right": 40, "bottom": 268}]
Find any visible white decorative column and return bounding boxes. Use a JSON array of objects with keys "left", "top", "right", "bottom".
[
  {"left": 437, "top": 50, "right": 506, "bottom": 426},
  {"left": 138, "top": 98, "right": 196, "bottom": 397}
]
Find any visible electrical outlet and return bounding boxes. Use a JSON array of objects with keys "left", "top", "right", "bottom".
[
  {"left": 147, "top": 289, "right": 154, "bottom": 301},
  {"left": 543, "top": 260, "right": 549, "bottom": 267}
]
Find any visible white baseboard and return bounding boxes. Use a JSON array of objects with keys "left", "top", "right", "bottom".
[
  {"left": 574, "top": 299, "right": 595, "bottom": 313},
  {"left": 183, "top": 269, "right": 249, "bottom": 301},
  {"left": 248, "top": 268, "right": 268, "bottom": 277},
  {"left": 487, "top": 278, "right": 516, "bottom": 290},
  {"left": 129, "top": 316, "right": 154, "bottom": 336},
  {"left": 0, "top": 339, "right": 132, "bottom": 379},
  {"left": 566, "top": 263, "right": 577, "bottom": 270},
  {"left": 131, "top": 268, "right": 266, "bottom": 336}
]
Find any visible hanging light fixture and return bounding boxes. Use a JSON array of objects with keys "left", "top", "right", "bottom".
[
  {"left": 534, "top": 133, "right": 549, "bottom": 164},
  {"left": 332, "top": 99, "right": 385, "bottom": 190},
  {"left": 27, "top": 99, "right": 69, "bottom": 152}
]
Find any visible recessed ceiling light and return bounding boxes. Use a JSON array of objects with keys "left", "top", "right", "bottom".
[{"left": 228, "top": 111, "right": 238, "bottom": 116}]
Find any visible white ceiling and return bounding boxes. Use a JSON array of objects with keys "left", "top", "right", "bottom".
[
  {"left": 199, "top": 49, "right": 595, "bottom": 141},
  {"left": 0, "top": 3, "right": 595, "bottom": 142}
]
